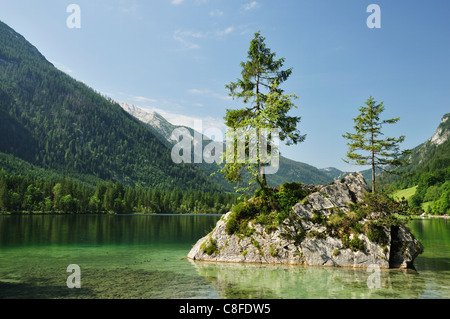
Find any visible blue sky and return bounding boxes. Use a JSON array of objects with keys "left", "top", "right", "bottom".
[{"left": 0, "top": 0, "right": 449, "bottom": 171}]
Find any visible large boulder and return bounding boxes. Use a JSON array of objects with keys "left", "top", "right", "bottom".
[{"left": 187, "top": 172, "right": 423, "bottom": 269}]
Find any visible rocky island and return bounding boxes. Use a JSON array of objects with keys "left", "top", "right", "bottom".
[{"left": 188, "top": 173, "right": 423, "bottom": 269}]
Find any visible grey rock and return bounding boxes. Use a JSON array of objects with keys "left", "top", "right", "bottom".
[
  {"left": 292, "top": 203, "right": 314, "bottom": 219},
  {"left": 319, "top": 181, "right": 354, "bottom": 209},
  {"left": 344, "top": 172, "right": 369, "bottom": 202},
  {"left": 389, "top": 225, "right": 424, "bottom": 269},
  {"left": 307, "top": 192, "right": 335, "bottom": 212},
  {"left": 187, "top": 172, "right": 422, "bottom": 269}
]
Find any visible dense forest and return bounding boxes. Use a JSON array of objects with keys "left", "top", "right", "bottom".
[
  {"left": 0, "top": 21, "right": 219, "bottom": 193},
  {"left": 0, "top": 20, "right": 245, "bottom": 214},
  {"left": 0, "top": 171, "right": 239, "bottom": 215},
  {"left": 393, "top": 142, "right": 450, "bottom": 214},
  {"left": 386, "top": 115, "right": 450, "bottom": 214}
]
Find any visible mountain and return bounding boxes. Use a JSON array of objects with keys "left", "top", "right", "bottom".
[
  {"left": 267, "top": 157, "right": 333, "bottom": 186},
  {"left": 119, "top": 102, "right": 179, "bottom": 146},
  {"left": 118, "top": 102, "right": 336, "bottom": 188},
  {"left": 0, "top": 20, "right": 219, "bottom": 192},
  {"left": 408, "top": 113, "right": 450, "bottom": 168},
  {"left": 428, "top": 114, "right": 450, "bottom": 147},
  {"left": 385, "top": 113, "right": 450, "bottom": 214},
  {"left": 384, "top": 113, "right": 450, "bottom": 185},
  {"left": 320, "top": 167, "right": 348, "bottom": 180}
]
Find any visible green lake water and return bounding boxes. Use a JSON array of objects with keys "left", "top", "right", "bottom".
[{"left": 0, "top": 214, "right": 448, "bottom": 299}]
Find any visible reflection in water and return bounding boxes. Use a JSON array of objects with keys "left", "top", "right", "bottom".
[
  {"left": 189, "top": 218, "right": 449, "bottom": 299},
  {"left": 190, "top": 260, "right": 425, "bottom": 299},
  {"left": 0, "top": 215, "right": 448, "bottom": 299},
  {"left": 0, "top": 214, "right": 220, "bottom": 247}
]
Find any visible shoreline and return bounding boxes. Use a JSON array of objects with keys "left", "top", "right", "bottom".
[
  {"left": 0, "top": 212, "right": 224, "bottom": 216},
  {"left": 1, "top": 211, "right": 448, "bottom": 218},
  {"left": 412, "top": 214, "right": 449, "bottom": 219}
]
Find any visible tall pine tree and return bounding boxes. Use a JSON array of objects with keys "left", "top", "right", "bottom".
[
  {"left": 222, "top": 32, "right": 305, "bottom": 190},
  {"left": 343, "top": 97, "right": 410, "bottom": 192}
]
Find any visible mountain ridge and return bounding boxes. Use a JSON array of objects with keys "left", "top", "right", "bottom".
[
  {"left": 0, "top": 20, "right": 220, "bottom": 192},
  {"left": 384, "top": 112, "right": 450, "bottom": 184},
  {"left": 118, "top": 101, "right": 340, "bottom": 187}
]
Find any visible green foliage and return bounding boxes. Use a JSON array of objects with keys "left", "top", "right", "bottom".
[
  {"left": 326, "top": 210, "right": 365, "bottom": 237},
  {"left": 343, "top": 96, "right": 410, "bottom": 192},
  {"left": 311, "top": 210, "right": 327, "bottom": 226},
  {"left": 276, "top": 182, "right": 310, "bottom": 209},
  {"left": 431, "top": 190, "right": 450, "bottom": 214},
  {"left": 364, "top": 221, "right": 389, "bottom": 246},
  {"left": 0, "top": 171, "right": 240, "bottom": 214},
  {"left": 387, "top": 113, "right": 449, "bottom": 186},
  {"left": 252, "top": 239, "right": 261, "bottom": 250},
  {"left": 323, "top": 191, "right": 415, "bottom": 251},
  {"left": 225, "top": 182, "right": 310, "bottom": 236},
  {"left": 306, "top": 231, "right": 326, "bottom": 239},
  {"left": 333, "top": 249, "right": 341, "bottom": 257},
  {"left": 201, "top": 238, "right": 218, "bottom": 255},
  {"left": 354, "top": 191, "right": 415, "bottom": 222},
  {"left": 269, "top": 245, "right": 278, "bottom": 257},
  {"left": 225, "top": 213, "right": 239, "bottom": 235},
  {"left": 383, "top": 114, "right": 449, "bottom": 214},
  {"left": 342, "top": 235, "right": 364, "bottom": 252},
  {"left": 408, "top": 169, "right": 450, "bottom": 214},
  {"left": 221, "top": 31, "right": 305, "bottom": 189},
  {"left": 232, "top": 201, "right": 258, "bottom": 220},
  {"left": 0, "top": 21, "right": 220, "bottom": 193}
]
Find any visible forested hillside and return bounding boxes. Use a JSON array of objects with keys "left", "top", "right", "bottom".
[
  {"left": 0, "top": 20, "right": 219, "bottom": 193},
  {"left": 387, "top": 114, "right": 450, "bottom": 214}
]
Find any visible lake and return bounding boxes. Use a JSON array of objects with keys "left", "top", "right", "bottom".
[{"left": 0, "top": 214, "right": 448, "bottom": 299}]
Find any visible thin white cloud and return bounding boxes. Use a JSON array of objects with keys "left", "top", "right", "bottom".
[
  {"left": 210, "top": 9, "right": 224, "bottom": 17},
  {"left": 188, "top": 88, "right": 231, "bottom": 101},
  {"left": 173, "top": 30, "right": 201, "bottom": 50},
  {"left": 217, "top": 26, "right": 234, "bottom": 36},
  {"left": 132, "top": 96, "right": 159, "bottom": 103},
  {"left": 119, "top": 3, "right": 138, "bottom": 13},
  {"left": 173, "top": 26, "right": 234, "bottom": 49},
  {"left": 188, "top": 88, "right": 211, "bottom": 95},
  {"left": 171, "top": 0, "right": 209, "bottom": 5},
  {"left": 242, "top": 1, "right": 259, "bottom": 11},
  {"left": 114, "top": 0, "right": 140, "bottom": 15}
]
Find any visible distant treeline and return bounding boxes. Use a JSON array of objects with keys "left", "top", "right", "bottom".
[
  {"left": 393, "top": 166, "right": 450, "bottom": 215},
  {"left": 408, "top": 168, "right": 450, "bottom": 214},
  {"left": 391, "top": 138, "right": 450, "bottom": 215},
  {"left": 0, "top": 172, "right": 241, "bottom": 215}
]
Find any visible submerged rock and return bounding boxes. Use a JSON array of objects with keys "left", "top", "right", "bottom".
[{"left": 187, "top": 172, "right": 423, "bottom": 269}]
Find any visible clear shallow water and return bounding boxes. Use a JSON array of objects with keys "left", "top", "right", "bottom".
[{"left": 0, "top": 214, "right": 448, "bottom": 299}]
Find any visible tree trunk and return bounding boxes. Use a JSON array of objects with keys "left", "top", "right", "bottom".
[
  {"left": 370, "top": 115, "right": 376, "bottom": 193},
  {"left": 255, "top": 70, "right": 267, "bottom": 188},
  {"left": 260, "top": 163, "right": 266, "bottom": 187},
  {"left": 372, "top": 159, "right": 376, "bottom": 193}
]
